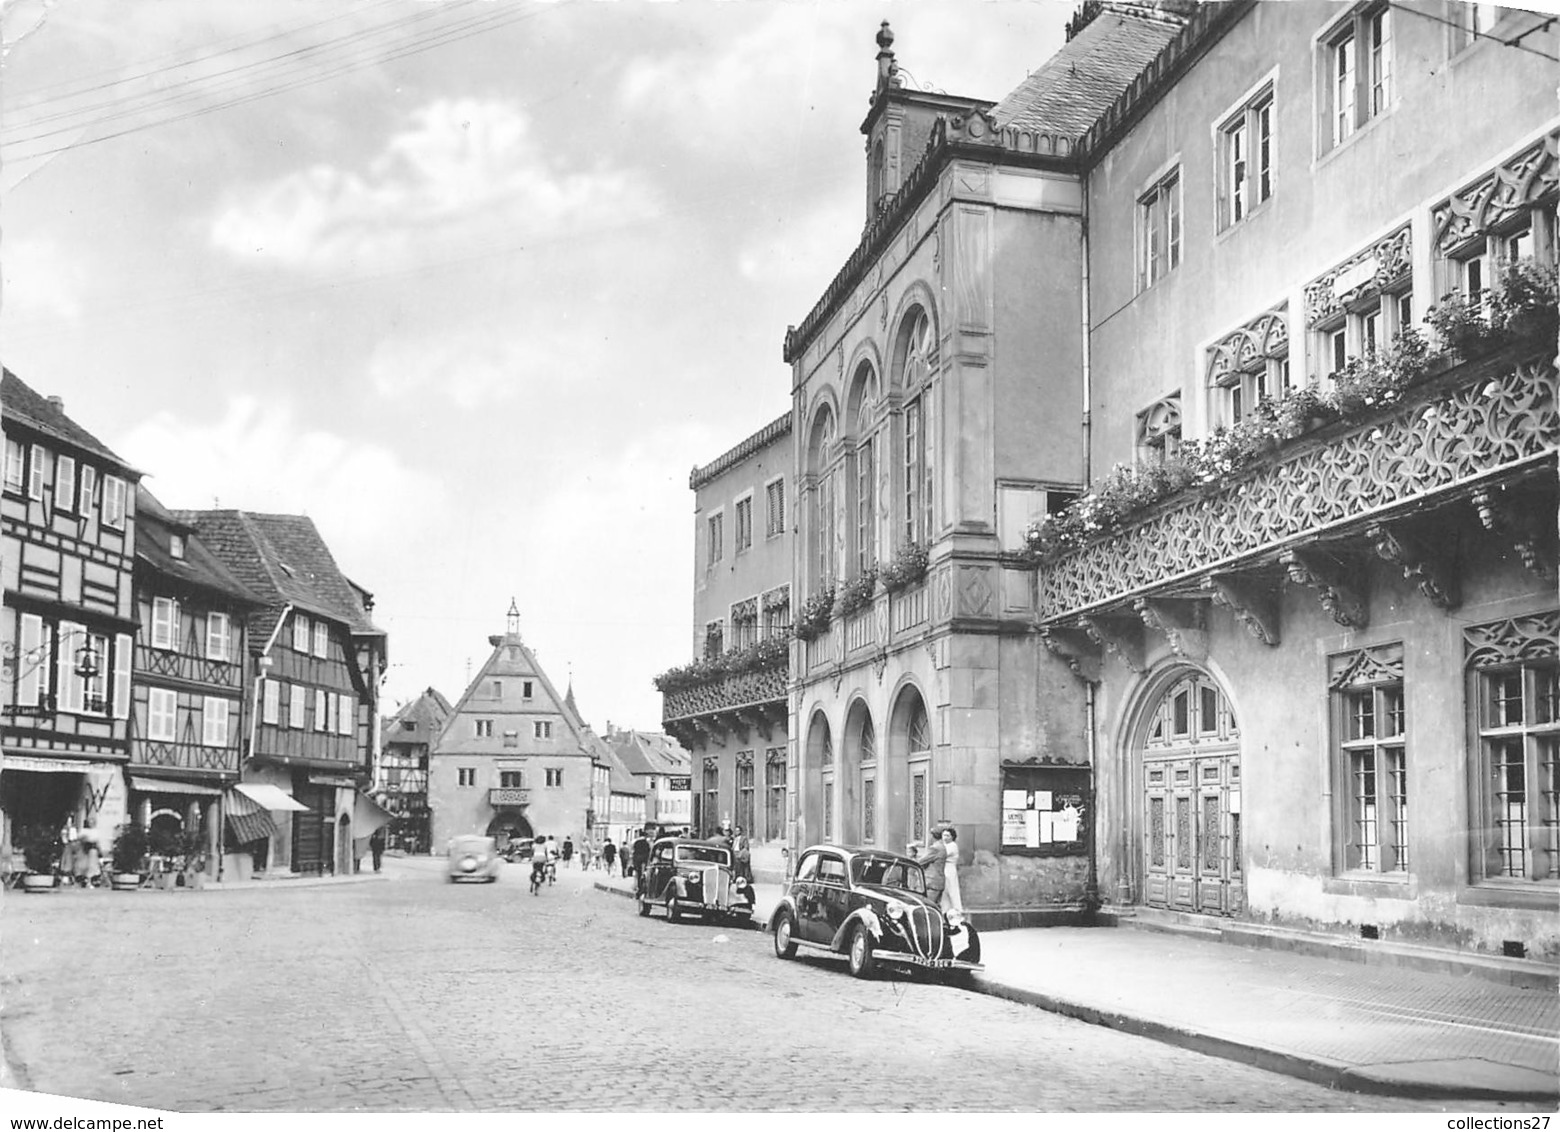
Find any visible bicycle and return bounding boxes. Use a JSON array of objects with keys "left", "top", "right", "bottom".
[
  {"left": 547, "top": 859, "right": 557, "bottom": 886},
  {"left": 529, "top": 861, "right": 547, "bottom": 896}
]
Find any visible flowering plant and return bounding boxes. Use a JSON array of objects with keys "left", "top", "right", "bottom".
[
  {"left": 792, "top": 586, "right": 836, "bottom": 641},
  {"left": 880, "top": 541, "right": 929, "bottom": 592},
  {"left": 833, "top": 566, "right": 879, "bottom": 618},
  {"left": 653, "top": 636, "right": 789, "bottom": 694}
]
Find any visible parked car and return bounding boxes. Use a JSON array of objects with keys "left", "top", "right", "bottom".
[
  {"left": 501, "top": 837, "right": 535, "bottom": 863},
  {"left": 446, "top": 835, "right": 502, "bottom": 883},
  {"left": 636, "top": 836, "right": 756, "bottom": 924},
  {"left": 768, "top": 845, "right": 982, "bottom": 983}
]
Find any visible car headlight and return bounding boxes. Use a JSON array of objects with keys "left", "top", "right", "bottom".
[{"left": 884, "top": 899, "right": 907, "bottom": 920}]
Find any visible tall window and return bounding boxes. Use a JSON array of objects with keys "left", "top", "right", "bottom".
[
  {"left": 761, "top": 586, "right": 790, "bottom": 639},
  {"left": 765, "top": 749, "right": 786, "bottom": 841},
  {"left": 288, "top": 684, "right": 305, "bottom": 729},
  {"left": 314, "top": 688, "right": 330, "bottom": 732},
  {"left": 736, "top": 753, "right": 755, "bottom": 838},
  {"left": 292, "top": 613, "right": 310, "bottom": 653},
  {"left": 337, "top": 693, "right": 354, "bottom": 736},
  {"left": 734, "top": 496, "right": 753, "bottom": 553},
  {"left": 206, "top": 613, "right": 231, "bottom": 662},
  {"left": 151, "top": 597, "right": 179, "bottom": 651},
  {"left": 855, "top": 433, "right": 875, "bottom": 573},
  {"left": 899, "top": 309, "right": 935, "bottom": 549},
  {"left": 1139, "top": 168, "right": 1182, "bottom": 290},
  {"left": 312, "top": 619, "right": 329, "bottom": 659},
  {"left": 1219, "top": 86, "right": 1273, "bottom": 229},
  {"left": 765, "top": 478, "right": 786, "bottom": 538},
  {"left": 4, "top": 439, "right": 23, "bottom": 493},
  {"left": 1331, "top": 645, "right": 1408, "bottom": 873},
  {"left": 1469, "top": 628, "right": 1558, "bottom": 882},
  {"left": 28, "top": 445, "right": 45, "bottom": 502},
  {"left": 263, "top": 679, "right": 280, "bottom": 725},
  {"left": 202, "top": 697, "right": 230, "bottom": 747},
  {"left": 102, "top": 475, "right": 126, "bottom": 529},
  {"left": 703, "top": 760, "right": 720, "bottom": 837},
  {"left": 56, "top": 455, "right": 76, "bottom": 513},
  {"left": 149, "top": 688, "right": 177, "bottom": 741},
  {"left": 707, "top": 511, "right": 724, "bottom": 567},
  {"left": 1325, "top": 6, "right": 1391, "bottom": 151},
  {"left": 809, "top": 408, "right": 837, "bottom": 589}
]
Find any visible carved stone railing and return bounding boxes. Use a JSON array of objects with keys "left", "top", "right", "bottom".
[
  {"left": 805, "top": 625, "right": 841, "bottom": 673},
  {"left": 662, "top": 664, "right": 788, "bottom": 724},
  {"left": 488, "top": 787, "right": 530, "bottom": 807},
  {"left": 890, "top": 582, "right": 929, "bottom": 634},
  {"left": 1038, "top": 349, "right": 1557, "bottom": 621}
]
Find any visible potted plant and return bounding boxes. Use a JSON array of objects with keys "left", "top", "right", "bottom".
[
  {"left": 1426, "top": 291, "right": 1495, "bottom": 358},
  {"left": 833, "top": 566, "right": 879, "bottom": 618},
  {"left": 16, "top": 824, "right": 60, "bottom": 892},
  {"left": 880, "top": 542, "right": 929, "bottom": 592},
  {"left": 110, "top": 823, "right": 149, "bottom": 890},
  {"left": 792, "top": 586, "right": 836, "bottom": 642},
  {"left": 177, "top": 827, "right": 209, "bottom": 890},
  {"left": 1489, "top": 257, "right": 1559, "bottom": 343}
]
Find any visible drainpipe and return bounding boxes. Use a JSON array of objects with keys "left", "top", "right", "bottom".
[
  {"left": 1084, "top": 680, "right": 1101, "bottom": 919},
  {"left": 1079, "top": 185, "right": 1093, "bottom": 486}
]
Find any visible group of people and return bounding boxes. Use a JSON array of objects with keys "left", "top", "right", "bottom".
[
  {"left": 711, "top": 822, "right": 752, "bottom": 880},
  {"left": 57, "top": 820, "right": 104, "bottom": 887},
  {"left": 593, "top": 830, "right": 650, "bottom": 878},
  {"left": 911, "top": 825, "right": 964, "bottom": 916}
]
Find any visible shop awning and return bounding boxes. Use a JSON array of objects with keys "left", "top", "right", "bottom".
[
  {"left": 353, "top": 792, "right": 394, "bottom": 836},
  {"left": 1, "top": 753, "right": 120, "bottom": 775},
  {"left": 232, "top": 783, "right": 309, "bottom": 812},
  {"left": 129, "top": 775, "right": 221, "bottom": 797},
  {"left": 224, "top": 806, "right": 276, "bottom": 845}
]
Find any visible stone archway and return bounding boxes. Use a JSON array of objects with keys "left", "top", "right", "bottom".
[
  {"left": 887, "top": 684, "right": 932, "bottom": 852},
  {"left": 842, "top": 698, "right": 876, "bottom": 846},
  {"left": 1135, "top": 669, "right": 1243, "bottom": 916},
  {"left": 487, "top": 812, "right": 534, "bottom": 845},
  {"left": 803, "top": 710, "right": 834, "bottom": 845}
]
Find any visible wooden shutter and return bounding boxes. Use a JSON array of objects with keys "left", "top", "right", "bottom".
[
  {"left": 113, "top": 633, "right": 132, "bottom": 719},
  {"left": 18, "top": 613, "right": 42, "bottom": 707}
]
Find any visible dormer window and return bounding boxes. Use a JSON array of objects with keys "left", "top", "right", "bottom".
[{"left": 170, "top": 533, "right": 186, "bottom": 559}]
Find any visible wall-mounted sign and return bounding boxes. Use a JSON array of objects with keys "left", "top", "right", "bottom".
[{"left": 999, "top": 764, "right": 1091, "bottom": 857}]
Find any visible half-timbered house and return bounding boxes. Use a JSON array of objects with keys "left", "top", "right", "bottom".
[
  {"left": 185, "top": 510, "right": 386, "bottom": 877},
  {"left": 128, "top": 486, "right": 260, "bottom": 871},
  {"left": 1, "top": 371, "right": 139, "bottom": 861}
]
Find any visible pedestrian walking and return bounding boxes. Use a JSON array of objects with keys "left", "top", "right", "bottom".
[
  {"left": 938, "top": 826, "right": 964, "bottom": 915},
  {"left": 369, "top": 827, "right": 385, "bottom": 872},
  {"left": 602, "top": 838, "right": 617, "bottom": 874},
  {"left": 630, "top": 830, "right": 650, "bottom": 880},
  {"left": 915, "top": 828, "right": 947, "bottom": 907},
  {"left": 732, "top": 825, "right": 751, "bottom": 881},
  {"left": 561, "top": 836, "right": 574, "bottom": 868}
]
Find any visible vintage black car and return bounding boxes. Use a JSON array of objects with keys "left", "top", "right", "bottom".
[
  {"left": 768, "top": 845, "right": 982, "bottom": 982},
  {"left": 636, "top": 836, "right": 756, "bottom": 924}
]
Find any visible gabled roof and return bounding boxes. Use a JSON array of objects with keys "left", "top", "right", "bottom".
[
  {"left": 603, "top": 741, "right": 644, "bottom": 796},
  {"left": 433, "top": 628, "right": 593, "bottom": 760},
  {"left": 384, "top": 687, "right": 453, "bottom": 741},
  {"left": 2, "top": 370, "right": 138, "bottom": 474},
  {"left": 606, "top": 729, "right": 691, "bottom": 777},
  {"left": 180, "top": 510, "right": 382, "bottom": 648},
  {"left": 135, "top": 485, "right": 262, "bottom": 607},
  {"left": 990, "top": 6, "right": 1187, "bottom": 139}
]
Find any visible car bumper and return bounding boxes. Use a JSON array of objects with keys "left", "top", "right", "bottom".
[{"left": 882, "top": 952, "right": 983, "bottom": 972}]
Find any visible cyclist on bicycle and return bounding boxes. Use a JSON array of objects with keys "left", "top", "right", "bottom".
[
  {"left": 529, "top": 833, "right": 550, "bottom": 895},
  {"left": 544, "top": 836, "right": 559, "bottom": 885}
]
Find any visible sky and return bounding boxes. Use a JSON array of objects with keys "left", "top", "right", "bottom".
[{"left": 0, "top": 0, "right": 1071, "bottom": 730}]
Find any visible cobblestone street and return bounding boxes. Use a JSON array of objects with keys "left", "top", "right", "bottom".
[{"left": 0, "top": 860, "right": 1526, "bottom": 1112}]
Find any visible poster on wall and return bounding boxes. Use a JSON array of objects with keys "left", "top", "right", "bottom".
[{"left": 999, "top": 763, "right": 1091, "bottom": 857}]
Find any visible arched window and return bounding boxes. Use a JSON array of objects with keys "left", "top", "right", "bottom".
[
  {"left": 848, "top": 364, "right": 879, "bottom": 576},
  {"left": 896, "top": 308, "right": 936, "bottom": 547},
  {"left": 807, "top": 407, "right": 837, "bottom": 589}
]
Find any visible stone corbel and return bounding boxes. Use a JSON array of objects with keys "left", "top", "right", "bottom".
[
  {"left": 1367, "top": 522, "right": 1461, "bottom": 611},
  {"left": 734, "top": 709, "right": 769, "bottom": 744},
  {"left": 1133, "top": 598, "right": 1208, "bottom": 662},
  {"left": 1202, "top": 575, "right": 1281, "bottom": 646},
  {"left": 1472, "top": 488, "right": 1557, "bottom": 584},
  {"left": 691, "top": 716, "right": 726, "bottom": 743},
  {"left": 1038, "top": 626, "right": 1102, "bottom": 684},
  {"left": 1281, "top": 549, "right": 1369, "bottom": 628},
  {"left": 1079, "top": 613, "right": 1146, "bottom": 674}
]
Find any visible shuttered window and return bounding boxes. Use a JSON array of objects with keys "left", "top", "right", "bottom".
[
  {"left": 202, "top": 697, "right": 230, "bottom": 746},
  {"left": 17, "top": 613, "right": 45, "bottom": 707}
]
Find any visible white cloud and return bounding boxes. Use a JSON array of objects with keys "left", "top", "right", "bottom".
[
  {"left": 115, "top": 396, "right": 445, "bottom": 569},
  {"left": 2, "top": 237, "right": 83, "bottom": 319},
  {"left": 737, "top": 194, "right": 861, "bottom": 289},
  {"left": 210, "top": 98, "right": 656, "bottom": 270}
]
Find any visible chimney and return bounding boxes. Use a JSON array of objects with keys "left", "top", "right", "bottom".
[{"left": 47, "top": 394, "right": 63, "bottom": 412}]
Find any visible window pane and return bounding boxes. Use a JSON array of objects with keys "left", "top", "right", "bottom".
[{"left": 1491, "top": 738, "right": 1528, "bottom": 877}]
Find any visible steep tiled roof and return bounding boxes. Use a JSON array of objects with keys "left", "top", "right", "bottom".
[
  {"left": 604, "top": 742, "right": 643, "bottom": 796},
  {"left": 990, "top": 6, "right": 1186, "bottom": 138},
  {"left": 180, "top": 509, "right": 382, "bottom": 649},
  {"left": 135, "top": 486, "right": 262, "bottom": 606},
  {"left": 1, "top": 370, "right": 137, "bottom": 474},
  {"left": 608, "top": 730, "right": 691, "bottom": 776},
  {"left": 384, "top": 687, "right": 452, "bottom": 739}
]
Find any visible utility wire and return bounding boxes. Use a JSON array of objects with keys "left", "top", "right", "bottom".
[
  {"left": 3, "top": 2, "right": 554, "bottom": 159},
  {"left": 1382, "top": 1, "right": 1560, "bottom": 64}
]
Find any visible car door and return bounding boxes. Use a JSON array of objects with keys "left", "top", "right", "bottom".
[
  {"left": 789, "top": 850, "right": 822, "bottom": 938},
  {"left": 646, "top": 842, "right": 675, "bottom": 903},
  {"left": 811, "top": 852, "right": 851, "bottom": 945}
]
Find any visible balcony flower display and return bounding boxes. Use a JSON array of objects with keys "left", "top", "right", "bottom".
[
  {"left": 792, "top": 585, "right": 836, "bottom": 642},
  {"left": 880, "top": 541, "right": 929, "bottom": 592},
  {"left": 1427, "top": 257, "right": 1559, "bottom": 358},
  {"left": 653, "top": 635, "right": 789, "bottom": 695},
  {"left": 833, "top": 566, "right": 879, "bottom": 618}
]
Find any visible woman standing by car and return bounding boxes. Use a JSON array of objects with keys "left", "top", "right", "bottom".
[{"left": 939, "top": 826, "right": 964, "bottom": 915}]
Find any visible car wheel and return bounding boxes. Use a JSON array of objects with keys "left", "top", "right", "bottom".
[
  {"left": 668, "top": 901, "right": 681, "bottom": 923},
  {"left": 773, "top": 911, "right": 798, "bottom": 959},
  {"left": 637, "top": 895, "right": 651, "bottom": 917},
  {"left": 847, "top": 924, "right": 876, "bottom": 979}
]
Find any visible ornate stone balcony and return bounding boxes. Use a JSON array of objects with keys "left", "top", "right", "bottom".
[
  {"left": 1037, "top": 347, "right": 1557, "bottom": 637},
  {"left": 489, "top": 787, "right": 530, "bottom": 807},
  {"left": 661, "top": 664, "right": 788, "bottom": 751}
]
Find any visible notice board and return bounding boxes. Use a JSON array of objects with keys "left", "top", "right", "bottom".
[{"left": 1000, "top": 763, "right": 1092, "bottom": 857}]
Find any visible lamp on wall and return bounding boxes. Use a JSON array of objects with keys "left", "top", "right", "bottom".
[{"left": 73, "top": 638, "right": 101, "bottom": 680}]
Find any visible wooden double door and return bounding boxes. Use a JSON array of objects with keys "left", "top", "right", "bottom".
[{"left": 1140, "top": 673, "right": 1244, "bottom": 916}]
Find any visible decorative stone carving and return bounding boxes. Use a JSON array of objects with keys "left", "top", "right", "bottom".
[
  {"left": 1134, "top": 598, "right": 1208, "bottom": 662},
  {"left": 879, "top": 292, "right": 889, "bottom": 329},
  {"left": 1303, "top": 225, "right": 1412, "bottom": 328},
  {"left": 1432, "top": 131, "right": 1559, "bottom": 255},
  {"left": 957, "top": 565, "right": 994, "bottom": 618},
  {"left": 1464, "top": 610, "right": 1560, "bottom": 669},
  {"left": 1039, "top": 626, "right": 1102, "bottom": 684},
  {"left": 1280, "top": 549, "right": 1369, "bottom": 629},
  {"left": 1207, "top": 306, "right": 1288, "bottom": 386},
  {"left": 935, "top": 564, "right": 954, "bottom": 621},
  {"left": 662, "top": 667, "right": 788, "bottom": 726},
  {"left": 1038, "top": 357, "right": 1557, "bottom": 620},
  {"left": 1202, "top": 575, "right": 1280, "bottom": 646},
  {"left": 1472, "top": 487, "right": 1557, "bottom": 583},
  {"left": 1328, "top": 643, "right": 1405, "bottom": 690},
  {"left": 1368, "top": 522, "right": 1461, "bottom": 611},
  {"left": 1080, "top": 614, "right": 1145, "bottom": 674},
  {"left": 872, "top": 650, "right": 888, "bottom": 683}
]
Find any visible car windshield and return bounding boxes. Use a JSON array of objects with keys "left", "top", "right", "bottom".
[
  {"left": 851, "top": 855, "right": 926, "bottom": 894},
  {"left": 675, "top": 845, "right": 729, "bottom": 865}
]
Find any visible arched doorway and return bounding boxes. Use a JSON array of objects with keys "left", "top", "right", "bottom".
[
  {"left": 803, "top": 711, "right": 833, "bottom": 846},
  {"left": 842, "top": 699, "right": 875, "bottom": 846},
  {"left": 1139, "top": 670, "right": 1243, "bottom": 915},
  {"left": 888, "top": 686, "right": 932, "bottom": 852},
  {"left": 487, "top": 812, "right": 533, "bottom": 847}
]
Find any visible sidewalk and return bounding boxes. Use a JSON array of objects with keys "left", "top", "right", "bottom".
[{"left": 592, "top": 874, "right": 1558, "bottom": 1103}]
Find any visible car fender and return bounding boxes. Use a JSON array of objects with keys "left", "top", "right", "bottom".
[
  {"left": 767, "top": 896, "right": 798, "bottom": 933},
  {"left": 831, "top": 907, "right": 883, "bottom": 951}
]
